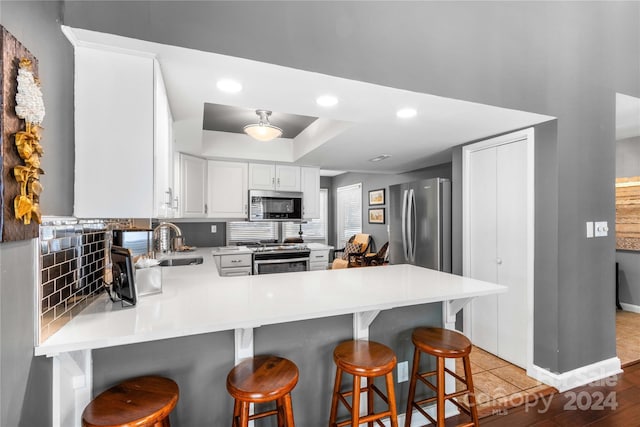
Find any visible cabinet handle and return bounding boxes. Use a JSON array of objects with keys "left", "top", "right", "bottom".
[
  {"left": 496, "top": 257, "right": 502, "bottom": 265},
  {"left": 204, "top": 203, "right": 208, "bottom": 214},
  {"left": 277, "top": 178, "right": 280, "bottom": 186},
  {"left": 272, "top": 177, "right": 275, "bottom": 185}
]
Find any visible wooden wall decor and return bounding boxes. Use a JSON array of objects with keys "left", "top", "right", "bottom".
[
  {"left": 615, "top": 176, "right": 640, "bottom": 251},
  {"left": 1, "top": 26, "right": 40, "bottom": 242}
]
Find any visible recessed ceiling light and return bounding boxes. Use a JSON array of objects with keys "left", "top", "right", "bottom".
[
  {"left": 369, "top": 154, "right": 392, "bottom": 162},
  {"left": 316, "top": 95, "right": 338, "bottom": 107},
  {"left": 216, "top": 79, "right": 243, "bottom": 93},
  {"left": 396, "top": 108, "right": 417, "bottom": 118}
]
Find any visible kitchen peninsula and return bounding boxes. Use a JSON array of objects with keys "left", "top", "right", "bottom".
[{"left": 36, "top": 248, "right": 506, "bottom": 427}]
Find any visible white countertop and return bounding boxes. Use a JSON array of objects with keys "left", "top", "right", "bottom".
[{"left": 35, "top": 248, "right": 505, "bottom": 356}]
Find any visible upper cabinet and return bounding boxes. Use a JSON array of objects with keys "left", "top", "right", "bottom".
[
  {"left": 179, "top": 153, "right": 207, "bottom": 217},
  {"left": 249, "top": 163, "right": 300, "bottom": 192},
  {"left": 207, "top": 160, "right": 248, "bottom": 218},
  {"left": 73, "top": 45, "right": 174, "bottom": 218},
  {"left": 301, "top": 166, "right": 320, "bottom": 219}
]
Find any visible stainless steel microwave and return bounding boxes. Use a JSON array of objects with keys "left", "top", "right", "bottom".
[{"left": 249, "top": 190, "right": 303, "bottom": 221}]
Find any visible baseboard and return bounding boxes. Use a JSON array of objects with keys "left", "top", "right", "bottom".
[
  {"left": 620, "top": 302, "right": 640, "bottom": 313},
  {"left": 379, "top": 404, "right": 459, "bottom": 426},
  {"left": 529, "top": 357, "right": 622, "bottom": 392}
]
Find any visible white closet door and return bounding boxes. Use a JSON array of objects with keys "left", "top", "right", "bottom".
[
  {"left": 496, "top": 139, "right": 528, "bottom": 367},
  {"left": 469, "top": 146, "right": 499, "bottom": 355}
]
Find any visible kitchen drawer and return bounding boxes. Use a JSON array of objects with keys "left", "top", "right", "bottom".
[
  {"left": 220, "top": 254, "right": 252, "bottom": 268},
  {"left": 309, "top": 250, "right": 329, "bottom": 263},
  {"left": 220, "top": 266, "right": 252, "bottom": 277}
]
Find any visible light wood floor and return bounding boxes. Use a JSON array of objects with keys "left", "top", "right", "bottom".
[{"left": 616, "top": 310, "right": 640, "bottom": 367}]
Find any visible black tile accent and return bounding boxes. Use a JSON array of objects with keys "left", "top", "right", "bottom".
[
  {"left": 43, "top": 282, "right": 54, "bottom": 298},
  {"left": 42, "top": 254, "right": 54, "bottom": 269}
]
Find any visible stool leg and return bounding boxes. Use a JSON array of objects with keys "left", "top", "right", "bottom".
[
  {"left": 367, "top": 376, "right": 374, "bottom": 427},
  {"left": 385, "top": 371, "right": 398, "bottom": 427},
  {"left": 239, "top": 401, "right": 250, "bottom": 427},
  {"left": 277, "top": 397, "right": 285, "bottom": 427},
  {"left": 352, "top": 374, "right": 361, "bottom": 427},
  {"left": 282, "top": 392, "right": 295, "bottom": 427},
  {"left": 329, "top": 367, "right": 343, "bottom": 427},
  {"left": 463, "top": 355, "right": 480, "bottom": 427},
  {"left": 436, "top": 356, "right": 445, "bottom": 426},
  {"left": 232, "top": 399, "right": 240, "bottom": 427},
  {"left": 404, "top": 347, "right": 420, "bottom": 427}
]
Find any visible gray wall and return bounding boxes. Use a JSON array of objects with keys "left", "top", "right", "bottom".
[
  {"left": 0, "top": 1, "right": 72, "bottom": 426},
  {"left": 615, "top": 135, "right": 640, "bottom": 307}
]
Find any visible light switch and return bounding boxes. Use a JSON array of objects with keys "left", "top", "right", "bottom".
[
  {"left": 586, "top": 222, "right": 594, "bottom": 238},
  {"left": 595, "top": 221, "right": 608, "bottom": 237},
  {"left": 211, "top": 225, "right": 217, "bottom": 233},
  {"left": 397, "top": 361, "right": 408, "bottom": 383}
]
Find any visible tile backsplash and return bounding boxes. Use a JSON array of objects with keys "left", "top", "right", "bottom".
[{"left": 38, "top": 218, "right": 136, "bottom": 342}]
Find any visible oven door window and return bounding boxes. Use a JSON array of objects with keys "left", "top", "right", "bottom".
[{"left": 255, "top": 260, "right": 308, "bottom": 275}]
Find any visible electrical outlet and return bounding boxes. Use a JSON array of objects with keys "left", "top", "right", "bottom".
[
  {"left": 211, "top": 225, "right": 217, "bottom": 233},
  {"left": 397, "top": 361, "right": 408, "bottom": 383}
]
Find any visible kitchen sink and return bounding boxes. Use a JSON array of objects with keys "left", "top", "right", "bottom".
[{"left": 158, "top": 257, "right": 204, "bottom": 267}]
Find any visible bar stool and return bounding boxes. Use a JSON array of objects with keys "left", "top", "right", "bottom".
[
  {"left": 405, "top": 327, "right": 479, "bottom": 427},
  {"left": 329, "top": 340, "right": 398, "bottom": 427},
  {"left": 226, "top": 355, "right": 299, "bottom": 427},
  {"left": 82, "top": 375, "right": 179, "bottom": 427}
]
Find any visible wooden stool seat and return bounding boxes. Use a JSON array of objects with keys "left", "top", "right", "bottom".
[
  {"left": 329, "top": 340, "right": 398, "bottom": 427},
  {"left": 226, "top": 355, "right": 298, "bottom": 426},
  {"left": 82, "top": 375, "right": 179, "bottom": 427},
  {"left": 405, "top": 327, "right": 479, "bottom": 427}
]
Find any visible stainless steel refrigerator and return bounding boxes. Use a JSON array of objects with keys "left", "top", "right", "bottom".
[{"left": 388, "top": 178, "right": 451, "bottom": 271}]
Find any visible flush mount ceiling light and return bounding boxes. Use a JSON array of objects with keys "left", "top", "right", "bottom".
[
  {"left": 316, "top": 95, "right": 338, "bottom": 107},
  {"left": 216, "top": 79, "right": 243, "bottom": 93},
  {"left": 243, "top": 110, "right": 283, "bottom": 141},
  {"left": 396, "top": 108, "right": 417, "bottom": 119},
  {"left": 369, "top": 154, "right": 392, "bottom": 162}
]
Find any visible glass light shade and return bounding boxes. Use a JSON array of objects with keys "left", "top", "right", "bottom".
[{"left": 243, "top": 123, "right": 283, "bottom": 141}]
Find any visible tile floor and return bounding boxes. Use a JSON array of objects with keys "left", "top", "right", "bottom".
[
  {"left": 454, "top": 346, "right": 556, "bottom": 418},
  {"left": 616, "top": 309, "right": 640, "bottom": 367}
]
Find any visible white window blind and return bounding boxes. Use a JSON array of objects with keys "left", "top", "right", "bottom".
[
  {"left": 227, "top": 221, "right": 278, "bottom": 243},
  {"left": 336, "top": 183, "right": 362, "bottom": 248},
  {"left": 283, "top": 189, "right": 328, "bottom": 243}
]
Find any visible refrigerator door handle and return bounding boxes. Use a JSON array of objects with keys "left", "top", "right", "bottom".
[
  {"left": 402, "top": 189, "right": 409, "bottom": 261},
  {"left": 409, "top": 188, "right": 417, "bottom": 262}
]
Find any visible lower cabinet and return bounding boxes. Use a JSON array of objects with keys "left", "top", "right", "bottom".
[
  {"left": 309, "top": 249, "right": 330, "bottom": 271},
  {"left": 214, "top": 253, "right": 252, "bottom": 276}
]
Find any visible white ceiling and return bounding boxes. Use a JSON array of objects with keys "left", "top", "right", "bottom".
[
  {"left": 616, "top": 93, "right": 640, "bottom": 141},
  {"left": 64, "top": 26, "right": 555, "bottom": 175}
]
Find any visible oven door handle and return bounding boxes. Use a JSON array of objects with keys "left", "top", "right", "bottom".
[{"left": 253, "top": 257, "right": 310, "bottom": 265}]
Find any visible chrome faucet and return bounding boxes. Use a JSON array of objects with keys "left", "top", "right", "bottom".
[{"left": 153, "top": 222, "right": 183, "bottom": 255}]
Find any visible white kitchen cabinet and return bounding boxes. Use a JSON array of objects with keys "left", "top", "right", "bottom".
[
  {"left": 74, "top": 46, "right": 155, "bottom": 218},
  {"left": 207, "top": 160, "right": 248, "bottom": 218},
  {"left": 465, "top": 130, "right": 532, "bottom": 369},
  {"left": 213, "top": 253, "right": 252, "bottom": 276},
  {"left": 300, "top": 166, "right": 320, "bottom": 219},
  {"left": 249, "top": 163, "right": 301, "bottom": 192},
  {"left": 309, "top": 249, "right": 330, "bottom": 271},
  {"left": 179, "top": 154, "right": 207, "bottom": 217},
  {"left": 153, "top": 61, "right": 175, "bottom": 218}
]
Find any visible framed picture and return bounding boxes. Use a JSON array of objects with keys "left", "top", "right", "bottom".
[
  {"left": 368, "top": 188, "right": 385, "bottom": 206},
  {"left": 368, "top": 208, "right": 385, "bottom": 224}
]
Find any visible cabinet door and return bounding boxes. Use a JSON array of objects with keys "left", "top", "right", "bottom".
[
  {"left": 496, "top": 139, "right": 528, "bottom": 368},
  {"left": 301, "top": 167, "right": 320, "bottom": 218},
  {"left": 180, "top": 154, "right": 207, "bottom": 217},
  {"left": 74, "top": 46, "right": 154, "bottom": 218},
  {"left": 208, "top": 161, "right": 248, "bottom": 218},
  {"left": 153, "top": 60, "right": 174, "bottom": 218},
  {"left": 468, "top": 146, "right": 499, "bottom": 356},
  {"left": 249, "top": 163, "right": 276, "bottom": 190},
  {"left": 276, "top": 165, "right": 301, "bottom": 191}
]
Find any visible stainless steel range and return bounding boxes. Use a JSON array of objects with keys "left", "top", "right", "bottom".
[{"left": 246, "top": 243, "right": 311, "bottom": 275}]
